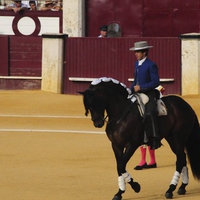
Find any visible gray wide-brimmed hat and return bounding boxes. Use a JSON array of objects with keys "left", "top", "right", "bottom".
[{"left": 129, "top": 41, "right": 153, "bottom": 51}]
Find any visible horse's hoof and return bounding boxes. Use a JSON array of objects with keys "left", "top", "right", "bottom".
[
  {"left": 177, "top": 188, "right": 186, "bottom": 195},
  {"left": 112, "top": 195, "right": 122, "bottom": 200},
  {"left": 165, "top": 192, "right": 173, "bottom": 199},
  {"left": 131, "top": 182, "right": 141, "bottom": 193}
]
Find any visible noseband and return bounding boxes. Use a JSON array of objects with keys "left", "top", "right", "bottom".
[{"left": 92, "top": 114, "right": 108, "bottom": 124}]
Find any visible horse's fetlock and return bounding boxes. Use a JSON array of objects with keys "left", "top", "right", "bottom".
[
  {"left": 128, "top": 179, "right": 141, "bottom": 193},
  {"left": 168, "top": 184, "right": 176, "bottom": 192},
  {"left": 177, "top": 182, "right": 187, "bottom": 195}
]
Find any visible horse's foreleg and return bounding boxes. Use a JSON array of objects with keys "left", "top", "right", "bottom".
[
  {"left": 111, "top": 144, "right": 126, "bottom": 200},
  {"left": 177, "top": 166, "right": 189, "bottom": 195},
  {"left": 112, "top": 143, "right": 140, "bottom": 200},
  {"left": 120, "top": 145, "right": 141, "bottom": 193},
  {"left": 122, "top": 172, "right": 140, "bottom": 193},
  {"left": 113, "top": 172, "right": 140, "bottom": 200},
  {"left": 112, "top": 173, "right": 126, "bottom": 200},
  {"left": 113, "top": 176, "right": 126, "bottom": 200}
]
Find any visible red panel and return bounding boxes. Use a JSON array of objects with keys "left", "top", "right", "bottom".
[
  {"left": 86, "top": 0, "right": 114, "bottom": 37},
  {"left": 143, "top": 10, "right": 173, "bottom": 37},
  {"left": 144, "top": 0, "right": 173, "bottom": 9},
  {"left": 0, "top": 36, "right": 9, "bottom": 75},
  {"left": 0, "top": 79, "right": 41, "bottom": 90},
  {"left": 173, "top": 9, "right": 199, "bottom": 36},
  {"left": 9, "top": 36, "right": 42, "bottom": 76},
  {"left": 10, "top": 67, "right": 41, "bottom": 76},
  {"left": 113, "top": 0, "right": 143, "bottom": 37},
  {"left": 173, "top": 0, "right": 199, "bottom": 9},
  {"left": 143, "top": 0, "right": 172, "bottom": 37}
]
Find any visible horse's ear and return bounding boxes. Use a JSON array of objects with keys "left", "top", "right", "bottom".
[
  {"left": 77, "top": 90, "right": 89, "bottom": 116},
  {"left": 85, "top": 109, "right": 89, "bottom": 116}
]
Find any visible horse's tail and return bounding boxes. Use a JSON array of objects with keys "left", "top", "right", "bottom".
[{"left": 186, "top": 116, "right": 200, "bottom": 180}]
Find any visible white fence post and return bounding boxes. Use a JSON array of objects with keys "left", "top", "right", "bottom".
[
  {"left": 180, "top": 33, "right": 200, "bottom": 95},
  {"left": 41, "top": 33, "right": 67, "bottom": 93},
  {"left": 63, "top": 0, "right": 85, "bottom": 37}
]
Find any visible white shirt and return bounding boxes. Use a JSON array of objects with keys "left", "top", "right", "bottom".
[
  {"left": 138, "top": 57, "right": 147, "bottom": 66},
  {"left": 22, "top": 1, "right": 38, "bottom": 8}
]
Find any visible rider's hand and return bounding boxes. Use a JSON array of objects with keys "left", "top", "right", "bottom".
[{"left": 134, "top": 85, "right": 140, "bottom": 92}]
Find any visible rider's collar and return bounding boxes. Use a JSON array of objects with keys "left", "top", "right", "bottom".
[{"left": 138, "top": 57, "right": 147, "bottom": 66}]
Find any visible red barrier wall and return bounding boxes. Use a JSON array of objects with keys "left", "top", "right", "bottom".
[
  {"left": 64, "top": 37, "right": 181, "bottom": 95},
  {"left": 0, "top": 36, "right": 181, "bottom": 94}
]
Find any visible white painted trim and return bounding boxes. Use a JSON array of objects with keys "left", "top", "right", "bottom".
[
  {"left": 0, "top": 128, "right": 104, "bottom": 134},
  {"left": 0, "top": 76, "right": 42, "bottom": 80},
  {"left": 128, "top": 78, "right": 175, "bottom": 82},
  {"left": 68, "top": 77, "right": 175, "bottom": 82},
  {"left": 69, "top": 77, "right": 95, "bottom": 82},
  {"left": 0, "top": 114, "right": 86, "bottom": 118}
]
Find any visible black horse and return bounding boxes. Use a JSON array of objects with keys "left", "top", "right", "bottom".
[{"left": 79, "top": 77, "right": 200, "bottom": 200}]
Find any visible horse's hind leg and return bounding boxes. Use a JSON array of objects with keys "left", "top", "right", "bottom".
[
  {"left": 165, "top": 140, "right": 187, "bottom": 199},
  {"left": 177, "top": 166, "right": 189, "bottom": 195},
  {"left": 165, "top": 165, "right": 188, "bottom": 199},
  {"left": 165, "top": 171, "right": 180, "bottom": 199}
]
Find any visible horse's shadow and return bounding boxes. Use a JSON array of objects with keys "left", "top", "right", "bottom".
[{"left": 124, "top": 188, "right": 200, "bottom": 200}]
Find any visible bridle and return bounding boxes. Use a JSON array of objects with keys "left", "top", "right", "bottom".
[
  {"left": 92, "top": 112, "right": 108, "bottom": 124},
  {"left": 93, "top": 101, "right": 133, "bottom": 125}
]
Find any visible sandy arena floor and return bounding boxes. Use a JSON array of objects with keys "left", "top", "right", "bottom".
[{"left": 0, "top": 91, "right": 199, "bottom": 200}]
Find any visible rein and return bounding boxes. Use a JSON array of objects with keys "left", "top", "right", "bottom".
[
  {"left": 116, "top": 102, "right": 133, "bottom": 124},
  {"left": 104, "top": 101, "right": 133, "bottom": 125},
  {"left": 103, "top": 115, "right": 109, "bottom": 123}
]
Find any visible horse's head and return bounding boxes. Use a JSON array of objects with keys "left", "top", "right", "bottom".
[
  {"left": 79, "top": 77, "right": 130, "bottom": 128},
  {"left": 78, "top": 88, "right": 107, "bottom": 128}
]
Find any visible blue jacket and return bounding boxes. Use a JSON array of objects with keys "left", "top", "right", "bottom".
[{"left": 130, "top": 58, "right": 160, "bottom": 92}]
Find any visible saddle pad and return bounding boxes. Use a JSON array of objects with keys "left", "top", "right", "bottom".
[
  {"left": 129, "top": 94, "right": 167, "bottom": 117},
  {"left": 157, "top": 99, "right": 167, "bottom": 116},
  {"left": 129, "top": 93, "right": 149, "bottom": 116},
  {"left": 129, "top": 93, "right": 149, "bottom": 104}
]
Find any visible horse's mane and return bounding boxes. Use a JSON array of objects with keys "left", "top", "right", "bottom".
[{"left": 89, "top": 77, "right": 130, "bottom": 98}]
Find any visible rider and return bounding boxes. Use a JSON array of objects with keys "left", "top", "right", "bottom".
[{"left": 129, "top": 41, "right": 162, "bottom": 150}]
